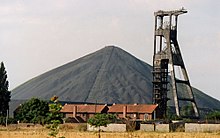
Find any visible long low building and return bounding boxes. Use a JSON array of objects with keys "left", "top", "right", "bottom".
[{"left": 60, "top": 103, "right": 158, "bottom": 123}]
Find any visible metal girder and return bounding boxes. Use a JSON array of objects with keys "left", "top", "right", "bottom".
[{"left": 152, "top": 8, "right": 200, "bottom": 119}]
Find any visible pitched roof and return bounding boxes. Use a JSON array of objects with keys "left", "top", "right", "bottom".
[
  {"left": 108, "top": 104, "right": 158, "bottom": 113},
  {"left": 107, "top": 104, "right": 126, "bottom": 113},
  {"left": 61, "top": 104, "right": 107, "bottom": 113}
]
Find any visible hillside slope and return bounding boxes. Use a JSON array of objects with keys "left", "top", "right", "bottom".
[{"left": 11, "top": 46, "right": 220, "bottom": 111}]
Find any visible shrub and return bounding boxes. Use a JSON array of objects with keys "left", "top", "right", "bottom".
[
  {"left": 206, "top": 111, "right": 220, "bottom": 120},
  {"left": 0, "top": 116, "right": 17, "bottom": 125}
]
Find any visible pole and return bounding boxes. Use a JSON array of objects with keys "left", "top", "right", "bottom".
[{"left": 6, "top": 109, "right": 8, "bottom": 128}]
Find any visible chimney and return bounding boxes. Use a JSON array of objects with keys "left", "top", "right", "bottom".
[
  {"left": 73, "top": 106, "right": 77, "bottom": 118},
  {"left": 123, "top": 106, "right": 127, "bottom": 118}
]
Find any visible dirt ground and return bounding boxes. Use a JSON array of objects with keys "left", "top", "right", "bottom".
[
  {"left": 0, "top": 124, "right": 220, "bottom": 138},
  {"left": 0, "top": 130, "right": 220, "bottom": 138}
]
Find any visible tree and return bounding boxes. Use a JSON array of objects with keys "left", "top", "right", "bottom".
[
  {"left": 0, "top": 62, "right": 11, "bottom": 117},
  {"left": 47, "top": 96, "right": 64, "bottom": 138},
  {"left": 88, "top": 114, "right": 116, "bottom": 128},
  {"left": 47, "top": 96, "right": 63, "bottom": 123},
  {"left": 166, "top": 106, "right": 182, "bottom": 120},
  {"left": 15, "top": 98, "right": 50, "bottom": 124},
  {"left": 181, "top": 104, "right": 194, "bottom": 117},
  {"left": 88, "top": 114, "right": 116, "bottom": 138}
]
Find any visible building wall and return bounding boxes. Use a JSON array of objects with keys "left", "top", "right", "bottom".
[
  {"left": 65, "top": 112, "right": 153, "bottom": 121},
  {"left": 64, "top": 113, "right": 94, "bottom": 122},
  {"left": 139, "top": 114, "right": 152, "bottom": 120},
  {"left": 111, "top": 113, "right": 123, "bottom": 118},
  {"left": 105, "top": 112, "right": 153, "bottom": 121},
  {"left": 65, "top": 113, "right": 73, "bottom": 118}
]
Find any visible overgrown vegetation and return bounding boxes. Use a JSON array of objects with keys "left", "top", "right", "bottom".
[
  {"left": 47, "top": 96, "right": 64, "bottom": 138},
  {"left": 123, "top": 119, "right": 136, "bottom": 132},
  {"left": 206, "top": 111, "right": 220, "bottom": 120},
  {"left": 88, "top": 113, "right": 116, "bottom": 128},
  {"left": 75, "top": 123, "right": 87, "bottom": 132},
  {"left": 88, "top": 114, "right": 116, "bottom": 138},
  {"left": 181, "top": 104, "right": 194, "bottom": 117},
  {"left": 15, "top": 98, "right": 50, "bottom": 124},
  {"left": 0, "top": 116, "right": 16, "bottom": 125},
  {"left": 14, "top": 96, "right": 64, "bottom": 137},
  {"left": 166, "top": 105, "right": 196, "bottom": 122},
  {"left": 166, "top": 107, "right": 182, "bottom": 120}
]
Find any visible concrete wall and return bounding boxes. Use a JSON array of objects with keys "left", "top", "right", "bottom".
[
  {"left": 87, "top": 124, "right": 126, "bottom": 132},
  {"left": 155, "top": 124, "right": 170, "bottom": 132},
  {"left": 140, "top": 124, "right": 155, "bottom": 131},
  {"left": 141, "top": 122, "right": 184, "bottom": 132},
  {"left": 88, "top": 123, "right": 220, "bottom": 132},
  {"left": 185, "top": 123, "right": 220, "bottom": 132},
  {"left": 140, "top": 124, "right": 169, "bottom": 132}
]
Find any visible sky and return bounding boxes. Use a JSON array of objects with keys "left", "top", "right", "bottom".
[{"left": 0, "top": 0, "right": 220, "bottom": 100}]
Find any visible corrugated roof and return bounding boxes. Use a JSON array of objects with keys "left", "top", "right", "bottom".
[
  {"left": 108, "top": 104, "right": 157, "bottom": 113},
  {"left": 61, "top": 104, "right": 107, "bottom": 113}
]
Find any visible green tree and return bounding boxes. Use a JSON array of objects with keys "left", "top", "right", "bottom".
[
  {"left": 181, "top": 104, "right": 194, "bottom": 117},
  {"left": 88, "top": 114, "right": 116, "bottom": 138},
  {"left": 166, "top": 106, "right": 182, "bottom": 120},
  {"left": 47, "top": 96, "right": 64, "bottom": 138},
  {"left": 47, "top": 96, "right": 63, "bottom": 123},
  {"left": 15, "top": 98, "right": 50, "bottom": 124},
  {"left": 0, "top": 62, "right": 11, "bottom": 117}
]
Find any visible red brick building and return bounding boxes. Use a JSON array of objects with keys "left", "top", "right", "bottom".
[
  {"left": 61, "top": 104, "right": 108, "bottom": 122},
  {"left": 61, "top": 103, "right": 157, "bottom": 122},
  {"left": 108, "top": 104, "right": 157, "bottom": 121}
]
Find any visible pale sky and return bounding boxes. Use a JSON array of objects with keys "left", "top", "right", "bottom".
[{"left": 1, "top": 0, "right": 220, "bottom": 100}]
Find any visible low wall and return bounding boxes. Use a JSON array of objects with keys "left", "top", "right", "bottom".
[
  {"left": 185, "top": 123, "right": 220, "bottom": 132},
  {"left": 155, "top": 124, "right": 170, "bottom": 132},
  {"left": 140, "top": 124, "right": 169, "bottom": 132},
  {"left": 141, "top": 123, "right": 220, "bottom": 133},
  {"left": 87, "top": 124, "right": 126, "bottom": 132},
  {"left": 140, "top": 124, "right": 155, "bottom": 131}
]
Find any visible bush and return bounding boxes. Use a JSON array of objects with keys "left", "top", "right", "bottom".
[
  {"left": 206, "top": 111, "right": 220, "bottom": 120},
  {"left": 14, "top": 98, "right": 50, "bottom": 125},
  {"left": 88, "top": 114, "right": 116, "bottom": 128},
  {"left": 0, "top": 116, "right": 17, "bottom": 125}
]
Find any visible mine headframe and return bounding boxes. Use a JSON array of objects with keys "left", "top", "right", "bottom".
[{"left": 152, "top": 8, "right": 200, "bottom": 119}]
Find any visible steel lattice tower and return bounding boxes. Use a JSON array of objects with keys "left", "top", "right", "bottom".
[{"left": 152, "top": 8, "right": 200, "bottom": 119}]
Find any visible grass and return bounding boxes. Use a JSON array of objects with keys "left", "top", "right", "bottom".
[
  {"left": 0, "top": 129, "right": 220, "bottom": 138},
  {"left": 0, "top": 125, "right": 220, "bottom": 138}
]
